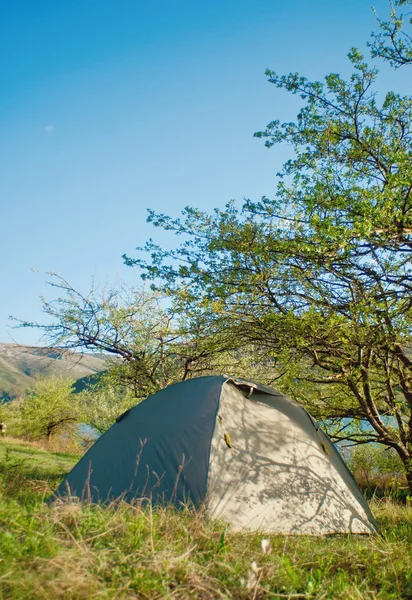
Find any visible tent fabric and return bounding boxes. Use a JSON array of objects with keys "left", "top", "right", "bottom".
[
  {"left": 54, "top": 375, "right": 377, "bottom": 535},
  {"left": 56, "top": 376, "right": 223, "bottom": 505},
  {"left": 206, "top": 382, "right": 375, "bottom": 534}
]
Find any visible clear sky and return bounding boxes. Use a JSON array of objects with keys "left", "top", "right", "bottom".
[{"left": 0, "top": 0, "right": 405, "bottom": 345}]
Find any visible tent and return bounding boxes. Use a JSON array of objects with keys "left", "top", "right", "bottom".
[{"left": 54, "top": 375, "right": 377, "bottom": 535}]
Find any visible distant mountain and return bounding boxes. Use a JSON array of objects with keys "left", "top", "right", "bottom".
[{"left": 0, "top": 343, "right": 108, "bottom": 401}]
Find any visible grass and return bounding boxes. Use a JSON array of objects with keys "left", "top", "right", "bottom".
[
  {"left": 0, "top": 437, "right": 78, "bottom": 499},
  {"left": 1, "top": 437, "right": 412, "bottom": 599}
]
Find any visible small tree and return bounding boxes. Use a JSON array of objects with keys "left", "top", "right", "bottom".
[
  {"left": 20, "top": 376, "right": 80, "bottom": 444},
  {"left": 14, "top": 274, "right": 275, "bottom": 398}
]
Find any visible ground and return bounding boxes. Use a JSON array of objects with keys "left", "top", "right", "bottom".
[{"left": 1, "top": 436, "right": 412, "bottom": 599}]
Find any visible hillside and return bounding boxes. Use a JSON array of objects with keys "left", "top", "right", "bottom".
[{"left": 0, "top": 343, "right": 108, "bottom": 401}]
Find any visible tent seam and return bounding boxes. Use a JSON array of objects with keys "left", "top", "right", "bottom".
[{"left": 203, "top": 376, "right": 228, "bottom": 502}]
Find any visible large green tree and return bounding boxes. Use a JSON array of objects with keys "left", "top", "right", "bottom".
[{"left": 128, "top": 7, "right": 412, "bottom": 490}]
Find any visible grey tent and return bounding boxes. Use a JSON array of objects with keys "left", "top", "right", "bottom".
[{"left": 55, "top": 375, "right": 377, "bottom": 535}]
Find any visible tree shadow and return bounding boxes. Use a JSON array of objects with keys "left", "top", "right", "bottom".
[{"left": 206, "top": 384, "right": 377, "bottom": 534}]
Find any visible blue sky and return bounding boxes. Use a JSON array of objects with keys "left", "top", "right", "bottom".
[{"left": 0, "top": 0, "right": 405, "bottom": 345}]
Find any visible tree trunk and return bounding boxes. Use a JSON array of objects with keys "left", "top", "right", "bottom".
[
  {"left": 406, "top": 467, "right": 412, "bottom": 498},
  {"left": 397, "top": 446, "right": 412, "bottom": 497}
]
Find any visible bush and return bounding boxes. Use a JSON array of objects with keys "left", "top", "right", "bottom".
[{"left": 348, "top": 444, "right": 408, "bottom": 502}]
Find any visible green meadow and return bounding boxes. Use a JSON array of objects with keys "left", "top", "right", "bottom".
[{"left": 1, "top": 437, "right": 412, "bottom": 599}]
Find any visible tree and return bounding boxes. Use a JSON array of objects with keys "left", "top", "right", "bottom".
[
  {"left": 128, "top": 10, "right": 412, "bottom": 490},
  {"left": 14, "top": 274, "right": 271, "bottom": 400},
  {"left": 20, "top": 376, "right": 80, "bottom": 444}
]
